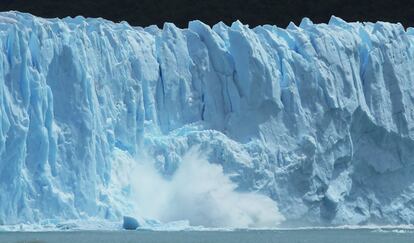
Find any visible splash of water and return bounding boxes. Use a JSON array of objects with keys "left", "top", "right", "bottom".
[{"left": 128, "top": 148, "right": 284, "bottom": 228}]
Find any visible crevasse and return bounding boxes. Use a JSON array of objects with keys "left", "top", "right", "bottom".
[{"left": 1, "top": 11, "right": 414, "bottom": 226}]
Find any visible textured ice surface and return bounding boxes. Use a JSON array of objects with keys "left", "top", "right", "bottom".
[{"left": 1, "top": 11, "right": 414, "bottom": 227}]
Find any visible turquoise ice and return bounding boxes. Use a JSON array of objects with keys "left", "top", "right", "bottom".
[{"left": 1, "top": 11, "right": 414, "bottom": 227}]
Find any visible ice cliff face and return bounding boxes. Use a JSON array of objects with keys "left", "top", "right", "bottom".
[{"left": 1, "top": 11, "right": 414, "bottom": 226}]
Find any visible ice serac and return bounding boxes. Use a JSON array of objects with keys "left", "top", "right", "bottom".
[{"left": 1, "top": 11, "right": 414, "bottom": 226}]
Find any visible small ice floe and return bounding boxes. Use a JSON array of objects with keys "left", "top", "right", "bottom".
[{"left": 122, "top": 216, "right": 140, "bottom": 230}]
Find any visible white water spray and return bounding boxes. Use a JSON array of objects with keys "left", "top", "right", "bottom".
[{"left": 123, "top": 148, "right": 284, "bottom": 228}]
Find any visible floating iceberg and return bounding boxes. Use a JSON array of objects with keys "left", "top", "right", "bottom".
[
  {"left": 122, "top": 216, "right": 139, "bottom": 230},
  {"left": 1, "top": 11, "right": 414, "bottom": 227}
]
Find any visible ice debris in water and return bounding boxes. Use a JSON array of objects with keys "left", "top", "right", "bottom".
[{"left": 122, "top": 216, "right": 140, "bottom": 230}]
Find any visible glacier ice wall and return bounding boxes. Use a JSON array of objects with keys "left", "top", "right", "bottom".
[{"left": 1, "top": 11, "right": 414, "bottom": 226}]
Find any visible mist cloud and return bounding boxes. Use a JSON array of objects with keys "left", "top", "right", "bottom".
[{"left": 130, "top": 148, "right": 284, "bottom": 228}]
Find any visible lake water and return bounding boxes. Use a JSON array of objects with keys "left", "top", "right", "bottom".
[{"left": 1, "top": 229, "right": 413, "bottom": 243}]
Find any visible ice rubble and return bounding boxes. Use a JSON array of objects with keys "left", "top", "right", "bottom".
[{"left": 1, "top": 11, "right": 414, "bottom": 227}]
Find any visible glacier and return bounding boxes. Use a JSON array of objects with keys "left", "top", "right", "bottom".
[{"left": 1, "top": 11, "right": 414, "bottom": 227}]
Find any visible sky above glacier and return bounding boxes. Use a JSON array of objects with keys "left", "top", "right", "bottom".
[{"left": 0, "top": 0, "right": 412, "bottom": 28}]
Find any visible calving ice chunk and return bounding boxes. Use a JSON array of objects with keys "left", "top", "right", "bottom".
[{"left": 1, "top": 11, "right": 414, "bottom": 227}]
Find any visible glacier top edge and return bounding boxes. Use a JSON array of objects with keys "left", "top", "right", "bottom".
[{"left": 0, "top": 11, "right": 409, "bottom": 34}]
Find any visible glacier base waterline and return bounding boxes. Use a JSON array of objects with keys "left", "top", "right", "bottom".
[{"left": 1, "top": 11, "right": 414, "bottom": 227}]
